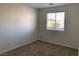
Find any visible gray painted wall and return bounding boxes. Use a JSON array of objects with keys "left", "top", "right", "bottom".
[
  {"left": 0, "top": 4, "right": 37, "bottom": 54},
  {"left": 37, "top": 4, "right": 79, "bottom": 49}
]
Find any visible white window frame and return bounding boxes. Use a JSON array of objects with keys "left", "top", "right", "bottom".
[{"left": 46, "top": 12, "right": 65, "bottom": 31}]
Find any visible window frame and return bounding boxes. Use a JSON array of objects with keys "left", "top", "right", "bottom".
[{"left": 46, "top": 12, "right": 65, "bottom": 31}]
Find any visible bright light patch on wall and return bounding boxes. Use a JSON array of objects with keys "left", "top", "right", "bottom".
[{"left": 47, "top": 12, "right": 65, "bottom": 31}]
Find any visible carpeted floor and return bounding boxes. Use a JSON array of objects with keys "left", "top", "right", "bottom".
[{"left": 0, "top": 40, "right": 78, "bottom": 56}]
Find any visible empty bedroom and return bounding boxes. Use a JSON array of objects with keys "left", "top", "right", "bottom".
[{"left": 0, "top": 3, "right": 78, "bottom": 56}]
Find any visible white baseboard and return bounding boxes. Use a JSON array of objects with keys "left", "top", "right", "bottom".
[
  {"left": 0, "top": 40, "right": 37, "bottom": 54},
  {"left": 0, "top": 39, "right": 77, "bottom": 54},
  {"left": 40, "top": 39, "right": 77, "bottom": 50}
]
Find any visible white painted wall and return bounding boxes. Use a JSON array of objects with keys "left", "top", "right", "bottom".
[
  {"left": 0, "top": 4, "right": 37, "bottom": 54},
  {"left": 0, "top": 3, "right": 78, "bottom": 54},
  {"left": 38, "top": 4, "right": 79, "bottom": 49}
]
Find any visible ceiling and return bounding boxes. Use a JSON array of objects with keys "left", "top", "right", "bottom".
[{"left": 24, "top": 3, "right": 70, "bottom": 8}]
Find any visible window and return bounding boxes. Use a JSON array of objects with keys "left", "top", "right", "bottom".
[{"left": 47, "top": 12, "right": 65, "bottom": 31}]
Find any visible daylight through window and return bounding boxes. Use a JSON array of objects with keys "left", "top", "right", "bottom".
[{"left": 47, "top": 12, "right": 65, "bottom": 31}]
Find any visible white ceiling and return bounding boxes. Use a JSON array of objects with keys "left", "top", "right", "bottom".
[{"left": 24, "top": 3, "right": 70, "bottom": 8}]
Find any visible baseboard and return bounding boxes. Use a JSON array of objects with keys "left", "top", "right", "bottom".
[
  {"left": 0, "top": 40, "right": 37, "bottom": 54},
  {"left": 0, "top": 39, "right": 77, "bottom": 54},
  {"left": 39, "top": 40, "right": 77, "bottom": 50}
]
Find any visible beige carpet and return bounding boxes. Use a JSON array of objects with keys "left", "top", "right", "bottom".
[{"left": 0, "top": 40, "right": 78, "bottom": 56}]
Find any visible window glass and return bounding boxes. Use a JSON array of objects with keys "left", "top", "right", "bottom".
[{"left": 47, "top": 12, "right": 65, "bottom": 31}]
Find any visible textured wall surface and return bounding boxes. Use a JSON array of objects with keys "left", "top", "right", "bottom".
[
  {"left": 38, "top": 4, "right": 79, "bottom": 49},
  {"left": 0, "top": 4, "right": 37, "bottom": 54}
]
